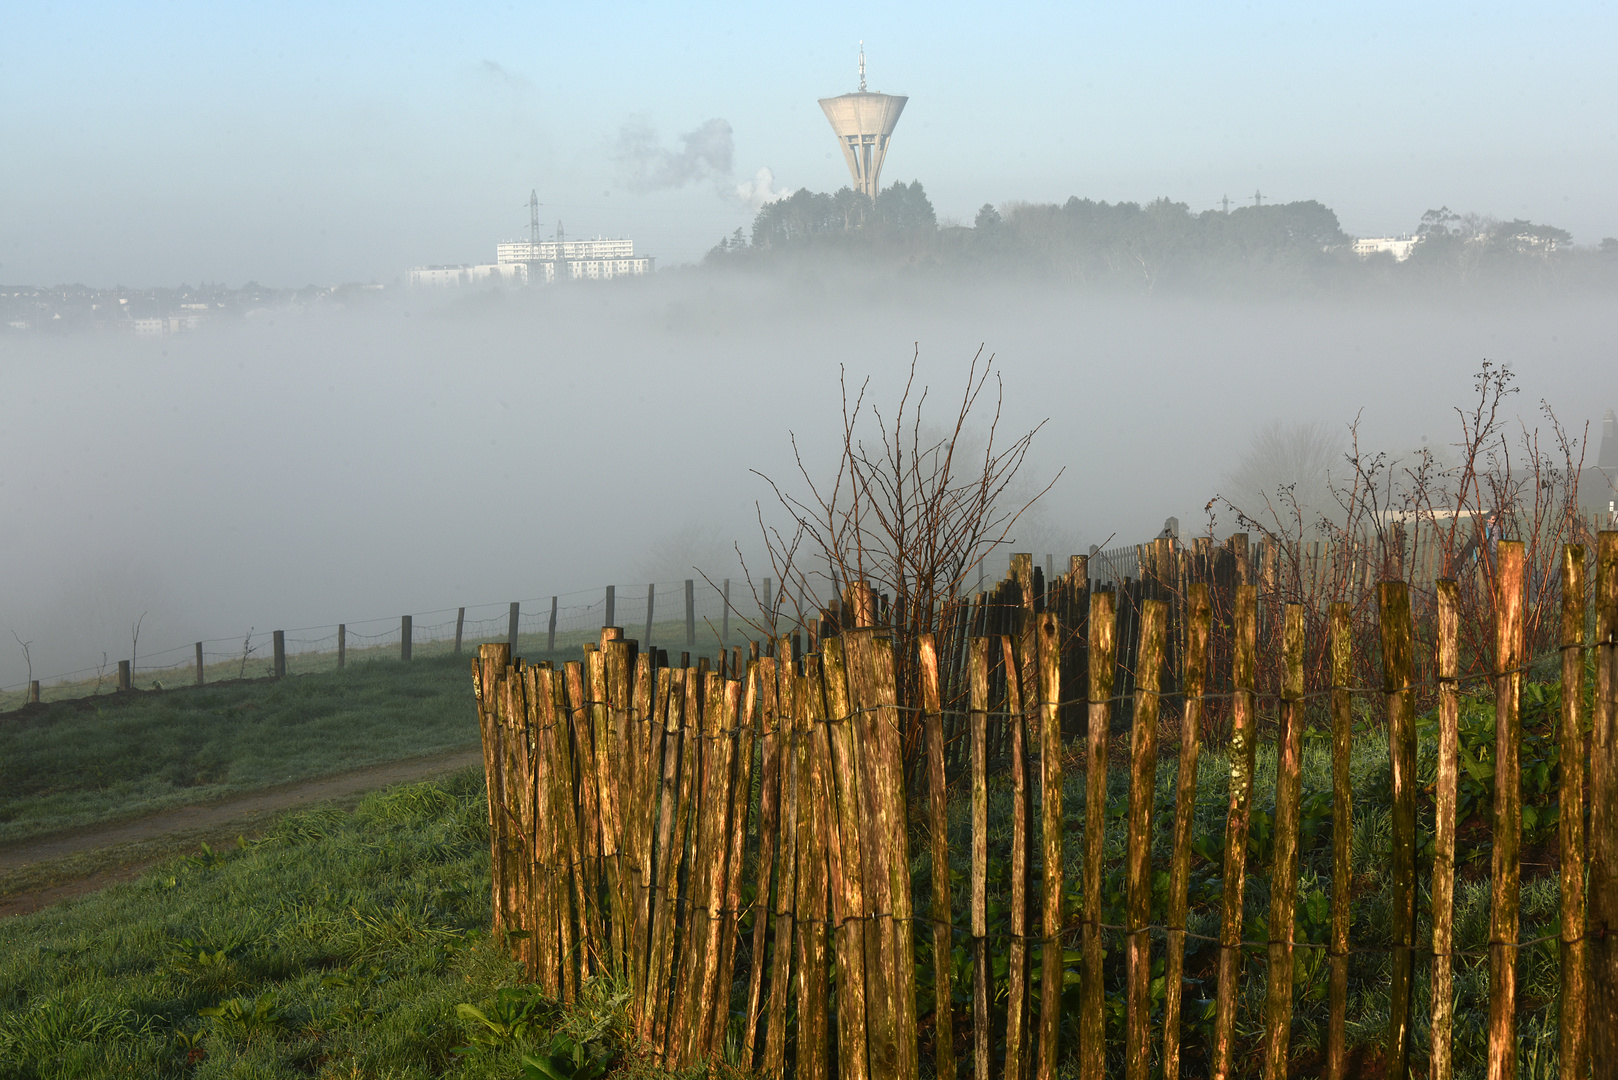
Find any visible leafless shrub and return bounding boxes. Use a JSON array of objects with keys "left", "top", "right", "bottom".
[
  {"left": 1216, "top": 362, "right": 1589, "bottom": 691},
  {"left": 737, "top": 347, "right": 1057, "bottom": 754}
]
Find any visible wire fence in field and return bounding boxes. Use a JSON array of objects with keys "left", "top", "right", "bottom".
[{"left": 0, "top": 573, "right": 829, "bottom": 712}]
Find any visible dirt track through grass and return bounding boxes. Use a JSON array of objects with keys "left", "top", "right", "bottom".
[{"left": 0, "top": 747, "right": 481, "bottom": 918}]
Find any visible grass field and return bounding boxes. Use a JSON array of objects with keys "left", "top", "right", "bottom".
[
  {"left": 0, "top": 767, "right": 663, "bottom": 1080},
  {"left": 0, "top": 653, "right": 487, "bottom": 847},
  {"left": 0, "top": 631, "right": 739, "bottom": 849}
]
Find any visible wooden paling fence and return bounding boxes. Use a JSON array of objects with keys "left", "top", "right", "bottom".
[{"left": 473, "top": 536, "right": 1618, "bottom": 1080}]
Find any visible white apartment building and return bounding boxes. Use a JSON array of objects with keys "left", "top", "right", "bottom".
[
  {"left": 496, "top": 236, "right": 637, "bottom": 263},
  {"left": 1353, "top": 236, "right": 1420, "bottom": 261},
  {"left": 408, "top": 263, "right": 529, "bottom": 288}
]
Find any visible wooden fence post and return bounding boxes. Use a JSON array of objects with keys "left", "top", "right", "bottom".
[
  {"left": 1036, "top": 612, "right": 1063, "bottom": 1080},
  {"left": 1003, "top": 632, "right": 1031, "bottom": 1080},
  {"left": 685, "top": 580, "right": 696, "bottom": 648},
  {"left": 273, "top": 630, "right": 286, "bottom": 678},
  {"left": 645, "top": 584, "right": 655, "bottom": 645},
  {"left": 1125, "top": 600, "right": 1166, "bottom": 1080},
  {"left": 401, "top": 616, "right": 412, "bottom": 662},
  {"left": 1212, "top": 585, "right": 1257, "bottom": 1080},
  {"left": 606, "top": 585, "right": 616, "bottom": 629},
  {"left": 1487, "top": 542, "right": 1525, "bottom": 1080},
  {"left": 509, "top": 602, "right": 520, "bottom": 653},
  {"left": 1557, "top": 547, "right": 1588, "bottom": 1080},
  {"left": 1431, "top": 581, "right": 1461, "bottom": 1080},
  {"left": 1262, "top": 604, "right": 1307, "bottom": 1080},
  {"left": 1381, "top": 581, "right": 1417, "bottom": 1079},
  {"left": 1590, "top": 531, "right": 1618, "bottom": 1079},
  {"left": 1081, "top": 589, "right": 1116, "bottom": 1080},
  {"left": 548, "top": 597, "right": 558, "bottom": 652},
  {"left": 117, "top": 659, "right": 131, "bottom": 690},
  {"left": 918, "top": 634, "right": 956, "bottom": 1080},
  {"left": 1163, "top": 583, "right": 1210, "bottom": 1079},
  {"left": 970, "top": 638, "right": 990, "bottom": 1080},
  {"left": 454, "top": 607, "right": 465, "bottom": 654},
  {"left": 338, "top": 625, "right": 346, "bottom": 669},
  {"left": 195, "top": 642, "right": 204, "bottom": 686},
  {"left": 27, "top": 680, "right": 39, "bottom": 703}
]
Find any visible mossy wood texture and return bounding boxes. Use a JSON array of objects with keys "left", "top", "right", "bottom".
[{"left": 471, "top": 539, "right": 1618, "bottom": 1080}]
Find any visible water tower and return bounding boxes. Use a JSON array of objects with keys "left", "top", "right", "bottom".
[{"left": 818, "top": 44, "right": 907, "bottom": 200}]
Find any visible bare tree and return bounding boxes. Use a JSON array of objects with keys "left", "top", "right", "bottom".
[{"left": 742, "top": 347, "right": 1058, "bottom": 757}]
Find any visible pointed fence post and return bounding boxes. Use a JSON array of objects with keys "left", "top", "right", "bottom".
[
  {"left": 1081, "top": 588, "right": 1117, "bottom": 1080},
  {"left": 1590, "top": 531, "right": 1618, "bottom": 1075},
  {"left": 195, "top": 642, "right": 205, "bottom": 686},
  {"left": 1558, "top": 547, "right": 1589, "bottom": 1080},
  {"left": 273, "top": 630, "right": 286, "bottom": 678},
  {"left": 508, "top": 602, "right": 520, "bottom": 653},
  {"left": 606, "top": 585, "right": 615, "bottom": 629},
  {"left": 337, "top": 624, "right": 346, "bottom": 669},
  {"left": 645, "top": 583, "right": 655, "bottom": 645},
  {"left": 401, "top": 616, "right": 412, "bottom": 662},
  {"left": 1432, "top": 581, "right": 1461, "bottom": 1080},
  {"left": 1487, "top": 543, "right": 1526, "bottom": 1080},
  {"left": 548, "top": 596, "right": 558, "bottom": 652},
  {"left": 454, "top": 608, "right": 465, "bottom": 654}
]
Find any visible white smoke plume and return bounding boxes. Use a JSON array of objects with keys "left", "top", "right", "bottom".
[
  {"left": 615, "top": 117, "right": 734, "bottom": 193},
  {"left": 734, "top": 166, "right": 796, "bottom": 211}
]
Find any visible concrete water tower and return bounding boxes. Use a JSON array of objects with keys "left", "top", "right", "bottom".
[{"left": 818, "top": 44, "right": 907, "bottom": 200}]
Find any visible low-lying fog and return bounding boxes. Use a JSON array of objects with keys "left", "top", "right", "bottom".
[{"left": 1, "top": 275, "right": 1609, "bottom": 688}]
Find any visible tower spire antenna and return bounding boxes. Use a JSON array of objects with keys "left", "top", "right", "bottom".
[{"left": 858, "top": 41, "right": 866, "bottom": 92}]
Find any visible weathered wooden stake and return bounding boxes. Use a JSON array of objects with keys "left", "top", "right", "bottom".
[
  {"left": 1125, "top": 600, "right": 1166, "bottom": 1080},
  {"left": 1381, "top": 581, "right": 1417, "bottom": 1079},
  {"left": 824, "top": 638, "right": 871, "bottom": 1080},
  {"left": 1431, "top": 580, "right": 1460, "bottom": 1080},
  {"left": 195, "top": 642, "right": 204, "bottom": 685},
  {"left": 273, "top": 630, "right": 286, "bottom": 678},
  {"left": 548, "top": 596, "right": 558, "bottom": 652},
  {"left": 919, "top": 634, "right": 957, "bottom": 1080},
  {"left": 1325, "top": 602, "right": 1352, "bottom": 1080},
  {"left": 1081, "top": 589, "right": 1116, "bottom": 1080},
  {"left": 645, "top": 583, "right": 655, "bottom": 645},
  {"left": 509, "top": 601, "right": 520, "bottom": 652},
  {"left": 27, "top": 680, "right": 40, "bottom": 703},
  {"left": 1262, "top": 604, "right": 1307, "bottom": 1080},
  {"left": 1003, "top": 633, "right": 1030, "bottom": 1080},
  {"left": 1035, "top": 612, "right": 1063, "bottom": 1080},
  {"left": 1212, "top": 584, "right": 1257, "bottom": 1080},
  {"left": 970, "top": 637, "right": 990, "bottom": 1080},
  {"left": 338, "top": 624, "right": 346, "bottom": 669},
  {"left": 1591, "top": 531, "right": 1618, "bottom": 1079},
  {"left": 454, "top": 607, "right": 465, "bottom": 654},
  {"left": 798, "top": 663, "right": 834, "bottom": 1080},
  {"left": 1487, "top": 542, "right": 1526, "bottom": 1080},
  {"left": 1163, "top": 583, "right": 1210, "bottom": 1079},
  {"left": 401, "top": 616, "right": 412, "bottom": 662},
  {"left": 1557, "top": 546, "right": 1589, "bottom": 1080}
]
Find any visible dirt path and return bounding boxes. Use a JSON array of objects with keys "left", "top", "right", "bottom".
[{"left": 0, "top": 747, "right": 483, "bottom": 919}]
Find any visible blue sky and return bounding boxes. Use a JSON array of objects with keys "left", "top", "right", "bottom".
[{"left": 4, "top": 0, "right": 1614, "bottom": 285}]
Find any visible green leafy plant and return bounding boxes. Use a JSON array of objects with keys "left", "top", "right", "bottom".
[
  {"left": 199, "top": 994, "right": 283, "bottom": 1045},
  {"left": 520, "top": 1032, "right": 612, "bottom": 1080},
  {"left": 454, "top": 986, "right": 552, "bottom": 1051}
]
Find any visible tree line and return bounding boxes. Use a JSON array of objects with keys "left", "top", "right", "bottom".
[{"left": 707, "top": 182, "right": 1618, "bottom": 293}]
